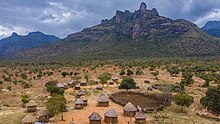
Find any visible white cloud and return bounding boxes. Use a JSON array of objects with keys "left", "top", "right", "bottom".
[
  {"left": 39, "top": 2, "right": 89, "bottom": 24},
  {"left": 182, "top": 0, "right": 193, "bottom": 13},
  {"left": 194, "top": 9, "right": 220, "bottom": 27},
  {"left": 0, "top": 24, "right": 32, "bottom": 39}
]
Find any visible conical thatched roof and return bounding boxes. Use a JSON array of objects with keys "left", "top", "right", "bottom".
[
  {"left": 37, "top": 109, "right": 49, "bottom": 116},
  {"left": 26, "top": 100, "right": 37, "bottom": 107},
  {"left": 77, "top": 90, "right": 85, "bottom": 95},
  {"left": 135, "top": 112, "right": 146, "bottom": 119},
  {"left": 67, "top": 80, "right": 74, "bottom": 84},
  {"left": 98, "top": 96, "right": 109, "bottom": 103},
  {"left": 75, "top": 84, "right": 80, "bottom": 87},
  {"left": 80, "top": 80, "right": 87, "bottom": 84},
  {"left": 69, "top": 118, "right": 75, "bottom": 124},
  {"left": 22, "top": 114, "right": 35, "bottom": 123},
  {"left": 80, "top": 96, "right": 87, "bottom": 101},
  {"left": 104, "top": 109, "right": 118, "bottom": 117},
  {"left": 75, "top": 99, "right": 84, "bottom": 105},
  {"left": 89, "top": 112, "right": 102, "bottom": 120},
  {"left": 123, "top": 102, "right": 137, "bottom": 112},
  {"left": 56, "top": 83, "right": 65, "bottom": 88}
]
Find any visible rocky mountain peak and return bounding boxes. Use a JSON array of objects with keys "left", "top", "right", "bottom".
[{"left": 140, "top": 2, "right": 147, "bottom": 12}]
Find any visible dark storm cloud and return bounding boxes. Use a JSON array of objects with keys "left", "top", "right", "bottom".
[{"left": 0, "top": 0, "right": 220, "bottom": 39}]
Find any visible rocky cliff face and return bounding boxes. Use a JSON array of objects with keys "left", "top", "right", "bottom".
[{"left": 66, "top": 2, "right": 193, "bottom": 42}]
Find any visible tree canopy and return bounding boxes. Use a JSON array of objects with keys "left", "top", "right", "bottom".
[
  {"left": 174, "top": 92, "right": 193, "bottom": 112},
  {"left": 200, "top": 86, "right": 220, "bottom": 115},
  {"left": 119, "top": 77, "right": 137, "bottom": 91}
]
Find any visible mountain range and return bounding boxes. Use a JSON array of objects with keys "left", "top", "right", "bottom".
[
  {"left": 202, "top": 21, "right": 220, "bottom": 38},
  {"left": 0, "top": 31, "right": 60, "bottom": 58},
  {"left": 4, "top": 2, "right": 220, "bottom": 61}
]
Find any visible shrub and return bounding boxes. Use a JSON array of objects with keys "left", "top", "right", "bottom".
[
  {"left": 174, "top": 92, "right": 193, "bottom": 112},
  {"left": 127, "top": 68, "right": 134, "bottom": 76},
  {"left": 200, "top": 86, "right": 220, "bottom": 115}
]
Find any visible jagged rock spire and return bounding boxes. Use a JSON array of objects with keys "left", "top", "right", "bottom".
[{"left": 140, "top": 2, "right": 147, "bottom": 12}]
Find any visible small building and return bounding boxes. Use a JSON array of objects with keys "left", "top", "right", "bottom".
[
  {"left": 56, "top": 83, "right": 65, "bottom": 89},
  {"left": 80, "top": 80, "right": 87, "bottom": 86},
  {"left": 22, "top": 114, "right": 36, "bottom": 124},
  {"left": 96, "top": 86, "right": 103, "bottom": 90},
  {"left": 80, "top": 96, "right": 88, "bottom": 106},
  {"left": 75, "top": 99, "right": 84, "bottom": 109},
  {"left": 144, "top": 79, "right": 150, "bottom": 84},
  {"left": 104, "top": 109, "right": 118, "bottom": 123},
  {"left": 76, "top": 90, "right": 85, "bottom": 98},
  {"left": 112, "top": 77, "right": 118, "bottom": 82},
  {"left": 37, "top": 108, "right": 49, "bottom": 123},
  {"left": 89, "top": 112, "right": 102, "bottom": 124},
  {"left": 135, "top": 112, "right": 146, "bottom": 124},
  {"left": 123, "top": 102, "right": 137, "bottom": 117},
  {"left": 108, "top": 80, "right": 114, "bottom": 85},
  {"left": 67, "top": 80, "right": 75, "bottom": 87},
  {"left": 63, "top": 83, "right": 68, "bottom": 89},
  {"left": 93, "top": 79, "right": 99, "bottom": 84},
  {"left": 26, "top": 100, "right": 37, "bottom": 112},
  {"left": 97, "top": 96, "right": 109, "bottom": 107},
  {"left": 74, "top": 84, "right": 80, "bottom": 90}
]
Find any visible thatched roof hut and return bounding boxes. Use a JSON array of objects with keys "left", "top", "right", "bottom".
[
  {"left": 56, "top": 83, "right": 65, "bottom": 89},
  {"left": 37, "top": 109, "right": 49, "bottom": 122},
  {"left": 104, "top": 109, "right": 118, "bottom": 123},
  {"left": 26, "top": 100, "right": 37, "bottom": 112},
  {"left": 96, "top": 86, "right": 103, "bottom": 90},
  {"left": 89, "top": 112, "right": 102, "bottom": 124},
  {"left": 67, "top": 80, "right": 75, "bottom": 87},
  {"left": 135, "top": 112, "right": 146, "bottom": 124},
  {"left": 112, "top": 77, "right": 118, "bottom": 82},
  {"left": 75, "top": 99, "right": 84, "bottom": 109},
  {"left": 80, "top": 80, "right": 87, "bottom": 86},
  {"left": 80, "top": 96, "right": 88, "bottom": 106},
  {"left": 74, "top": 84, "right": 80, "bottom": 90},
  {"left": 22, "top": 114, "right": 35, "bottom": 124},
  {"left": 108, "top": 80, "right": 114, "bottom": 85},
  {"left": 76, "top": 90, "right": 85, "bottom": 98},
  {"left": 97, "top": 96, "right": 109, "bottom": 107},
  {"left": 123, "top": 102, "right": 137, "bottom": 117}
]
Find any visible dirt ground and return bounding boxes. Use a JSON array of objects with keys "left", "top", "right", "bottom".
[{"left": 0, "top": 65, "right": 219, "bottom": 124}]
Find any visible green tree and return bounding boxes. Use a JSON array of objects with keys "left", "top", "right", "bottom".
[
  {"left": 180, "top": 71, "right": 194, "bottom": 86},
  {"left": 21, "top": 94, "right": 30, "bottom": 105},
  {"left": 174, "top": 92, "right": 193, "bottom": 112},
  {"left": 98, "top": 72, "right": 112, "bottom": 87},
  {"left": 136, "top": 68, "right": 144, "bottom": 75},
  {"left": 88, "top": 80, "right": 96, "bottom": 89},
  {"left": 119, "top": 68, "right": 126, "bottom": 76},
  {"left": 200, "top": 73, "right": 213, "bottom": 87},
  {"left": 84, "top": 73, "right": 90, "bottom": 82},
  {"left": 200, "top": 86, "right": 220, "bottom": 115},
  {"left": 61, "top": 72, "right": 69, "bottom": 78},
  {"left": 46, "top": 95, "right": 67, "bottom": 121},
  {"left": 119, "top": 77, "right": 137, "bottom": 91},
  {"left": 167, "top": 66, "right": 180, "bottom": 76},
  {"left": 127, "top": 68, "right": 134, "bottom": 76},
  {"left": 20, "top": 73, "right": 28, "bottom": 80},
  {"left": 150, "top": 71, "right": 159, "bottom": 80}
]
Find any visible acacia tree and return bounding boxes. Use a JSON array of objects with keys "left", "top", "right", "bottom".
[
  {"left": 180, "top": 70, "right": 194, "bottom": 86},
  {"left": 88, "top": 80, "right": 96, "bottom": 89},
  {"left": 21, "top": 94, "right": 30, "bottom": 106},
  {"left": 174, "top": 92, "right": 193, "bottom": 112},
  {"left": 200, "top": 86, "right": 220, "bottom": 115},
  {"left": 46, "top": 95, "right": 67, "bottom": 121},
  {"left": 84, "top": 73, "right": 90, "bottom": 82},
  {"left": 119, "top": 77, "right": 137, "bottom": 91},
  {"left": 98, "top": 72, "right": 112, "bottom": 87},
  {"left": 150, "top": 71, "right": 159, "bottom": 80},
  {"left": 167, "top": 66, "right": 180, "bottom": 76}
]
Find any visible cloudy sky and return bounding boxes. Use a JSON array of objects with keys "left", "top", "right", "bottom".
[{"left": 0, "top": 0, "right": 220, "bottom": 39}]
